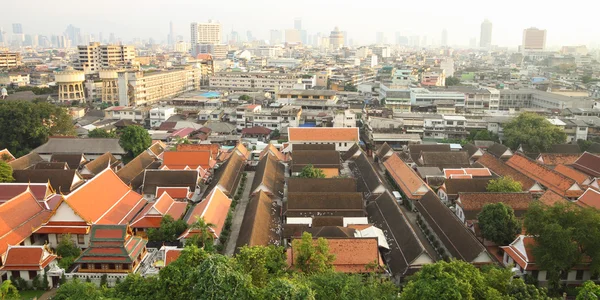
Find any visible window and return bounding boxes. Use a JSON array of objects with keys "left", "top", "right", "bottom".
[
  {"left": 560, "top": 271, "right": 568, "bottom": 280},
  {"left": 77, "top": 234, "right": 85, "bottom": 244},
  {"left": 576, "top": 270, "right": 584, "bottom": 281},
  {"left": 95, "top": 263, "right": 102, "bottom": 270},
  {"left": 11, "top": 271, "right": 19, "bottom": 279},
  {"left": 82, "top": 264, "right": 88, "bottom": 269},
  {"left": 108, "top": 264, "right": 116, "bottom": 270},
  {"left": 28, "top": 271, "right": 37, "bottom": 280},
  {"left": 532, "top": 270, "right": 539, "bottom": 280}
]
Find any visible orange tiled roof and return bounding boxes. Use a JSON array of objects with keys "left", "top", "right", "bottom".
[
  {"left": 164, "top": 248, "right": 182, "bottom": 266},
  {"left": 163, "top": 151, "right": 212, "bottom": 170},
  {"left": 501, "top": 235, "right": 537, "bottom": 270},
  {"left": 289, "top": 238, "right": 383, "bottom": 273},
  {"left": 554, "top": 164, "right": 590, "bottom": 185},
  {"left": 177, "top": 143, "right": 220, "bottom": 157},
  {"left": 62, "top": 168, "right": 146, "bottom": 225},
  {"left": 576, "top": 188, "right": 600, "bottom": 209},
  {"left": 234, "top": 143, "right": 250, "bottom": 160},
  {"left": 538, "top": 190, "right": 569, "bottom": 206},
  {"left": 181, "top": 187, "right": 231, "bottom": 238},
  {"left": 476, "top": 153, "right": 535, "bottom": 191},
  {"left": 444, "top": 168, "right": 492, "bottom": 178},
  {"left": 155, "top": 187, "right": 190, "bottom": 199},
  {"left": 383, "top": 154, "right": 428, "bottom": 201},
  {"left": 536, "top": 153, "right": 580, "bottom": 166},
  {"left": 288, "top": 127, "right": 359, "bottom": 142},
  {"left": 0, "top": 246, "right": 57, "bottom": 271},
  {"left": 457, "top": 192, "right": 533, "bottom": 217},
  {"left": 259, "top": 144, "right": 286, "bottom": 162},
  {"left": 507, "top": 154, "right": 583, "bottom": 198},
  {"left": 130, "top": 193, "right": 187, "bottom": 229}
]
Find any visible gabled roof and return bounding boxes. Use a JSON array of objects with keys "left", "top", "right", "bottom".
[
  {"left": 285, "top": 192, "right": 364, "bottom": 217},
  {"left": 74, "top": 225, "right": 147, "bottom": 265},
  {"left": 117, "top": 151, "right": 161, "bottom": 190},
  {"left": 155, "top": 187, "right": 190, "bottom": 200},
  {"left": 294, "top": 144, "right": 337, "bottom": 151},
  {"left": 0, "top": 183, "right": 53, "bottom": 203},
  {"left": 375, "top": 143, "right": 393, "bottom": 160},
  {"left": 287, "top": 178, "right": 357, "bottom": 193},
  {"left": 142, "top": 170, "right": 198, "bottom": 196},
  {"left": 0, "top": 149, "right": 15, "bottom": 162},
  {"left": 287, "top": 127, "right": 359, "bottom": 142},
  {"left": 500, "top": 235, "right": 537, "bottom": 270},
  {"left": 341, "top": 143, "right": 361, "bottom": 161},
  {"left": 209, "top": 150, "right": 246, "bottom": 196},
  {"left": 349, "top": 152, "right": 386, "bottom": 195},
  {"left": 415, "top": 191, "right": 489, "bottom": 263},
  {"left": 259, "top": 144, "right": 286, "bottom": 162},
  {"left": 420, "top": 152, "right": 471, "bottom": 168},
  {"left": 366, "top": 191, "right": 431, "bottom": 276},
  {"left": 241, "top": 126, "right": 272, "bottom": 135},
  {"left": 182, "top": 187, "right": 232, "bottom": 238},
  {"left": 306, "top": 226, "right": 357, "bottom": 238},
  {"left": 572, "top": 152, "right": 600, "bottom": 177},
  {"left": 148, "top": 141, "right": 167, "bottom": 158},
  {"left": 13, "top": 169, "right": 84, "bottom": 194},
  {"left": 443, "top": 168, "right": 492, "bottom": 179},
  {"left": 0, "top": 190, "right": 51, "bottom": 258},
  {"left": 407, "top": 144, "right": 451, "bottom": 163},
  {"left": 462, "top": 144, "right": 483, "bottom": 158},
  {"left": 176, "top": 143, "right": 220, "bottom": 157},
  {"left": 487, "top": 143, "right": 513, "bottom": 159},
  {"left": 50, "top": 153, "right": 87, "bottom": 170},
  {"left": 383, "top": 154, "right": 429, "bottom": 201},
  {"left": 507, "top": 154, "right": 582, "bottom": 198},
  {"left": 36, "top": 138, "right": 126, "bottom": 155},
  {"left": 587, "top": 143, "right": 600, "bottom": 153},
  {"left": 8, "top": 152, "right": 44, "bottom": 170},
  {"left": 0, "top": 245, "right": 57, "bottom": 271},
  {"left": 475, "top": 153, "right": 535, "bottom": 191},
  {"left": 553, "top": 164, "right": 590, "bottom": 185},
  {"left": 290, "top": 150, "right": 340, "bottom": 172},
  {"left": 457, "top": 192, "right": 533, "bottom": 220},
  {"left": 536, "top": 153, "right": 580, "bottom": 166},
  {"left": 235, "top": 191, "right": 280, "bottom": 250},
  {"left": 442, "top": 178, "right": 491, "bottom": 197},
  {"left": 34, "top": 162, "right": 69, "bottom": 170},
  {"left": 63, "top": 168, "right": 146, "bottom": 225},
  {"left": 251, "top": 154, "right": 285, "bottom": 197},
  {"left": 162, "top": 151, "right": 212, "bottom": 170},
  {"left": 130, "top": 193, "right": 187, "bottom": 228},
  {"left": 538, "top": 190, "right": 569, "bottom": 206},
  {"left": 575, "top": 188, "right": 600, "bottom": 209},
  {"left": 82, "top": 152, "right": 120, "bottom": 175},
  {"left": 233, "top": 143, "right": 250, "bottom": 160}
]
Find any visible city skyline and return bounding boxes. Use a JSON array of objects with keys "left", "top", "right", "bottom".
[{"left": 2, "top": 0, "right": 599, "bottom": 48}]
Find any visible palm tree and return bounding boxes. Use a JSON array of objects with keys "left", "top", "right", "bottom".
[
  {"left": 188, "top": 217, "right": 216, "bottom": 250},
  {"left": 0, "top": 280, "right": 19, "bottom": 300}
]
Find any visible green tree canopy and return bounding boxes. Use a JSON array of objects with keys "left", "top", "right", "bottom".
[
  {"left": 262, "top": 278, "right": 315, "bottom": 300},
  {"left": 297, "top": 164, "right": 326, "bottom": 179},
  {"left": 478, "top": 203, "right": 522, "bottom": 246},
  {"left": 56, "top": 234, "right": 81, "bottom": 269},
  {"left": 445, "top": 76, "right": 461, "bottom": 86},
  {"left": 239, "top": 94, "right": 251, "bottom": 101},
  {"left": 0, "top": 101, "right": 75, "bottom": 157},
  {"left": 468, "top": 129, "right": 499, "bottom": 142},
  {"left": 503, "top": 113, "right": 567, "bottom": 152},
  {"left": 0, "top": 280, "right": 19, "bottom": 300},
  {"left": 87, "top": 128, "right": 117, "bottom": 138},
  {"left": 291, "top": 232, "right": 335, "bottom": 274},
  {"left": 186, "top": 216, "right": 216, "bottom": 252},
  {"left": 486, "top": 176, "right": 523, "bottom": 192},
  {"left": 146, "top": 215, "right": 189, "bottom": 243},
  {"left": 0, "top": 161, "right": 14, "bottom": 183},
  {"left": 577, "top": 281, "right": 600, "bottom": 300},
  {"left": 53, "top": 279, "right": 102, "bottom": 300},
  {"left": 235, "top": 245, "right": 287, "bottom": 288},
  {"left": 119, "top": 125, "right": 152, "bottom": 157}
]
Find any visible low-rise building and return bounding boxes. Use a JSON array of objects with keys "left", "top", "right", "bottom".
[
  {"left": 0, "top": 52, "right": 22, "bottom": 69},
  {"left": 149, "top": 107, "right": 176, "bottom": 128},
  {"left": 209, "top": 72, "right": 302, "bottom": 90},
  {"left": 287, "top": 127, "right": 360, "bottom": 152}
]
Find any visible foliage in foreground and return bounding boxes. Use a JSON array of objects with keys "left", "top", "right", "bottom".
[{"left": 478, "top": 202, "right": 522, "bottom": 246}]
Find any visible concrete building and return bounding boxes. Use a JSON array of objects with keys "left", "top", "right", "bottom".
[
  {"left": 0, "top": 51, "right": 21, "bottom": 69},
  {"left": 499, "top": 89, "right": 593, "bottom": 111},
  {"left": 75, "top": 42, "right": 136, "bottom": 74},
  {"left": 423, "top": 115, "right": 468, "bottom": 140},
  {"left": 150, "top": 107, "right": 176, "bottom": 128},
  {"left": 55, "top": 68, "right": 86, "bottom": 103},
  {"left": 266, "top": 58, "right": 301, "bottom": 68},
  {"left": 480, "top": 19, "right": 492, "bottom": 48},
  {"left": 330, "top": 26, "right": 344, "bottom": 50},
  {"left": 276, "top": 89, "right": 338, "bottom": 105},
  {"left": 104, "top": 106, "right": 150, "bottom": 122},
  {"left": 237, "top": 104, "right": 302, "bottom": 132},
  {"left": 209, "top": 72, "right": 302, "bottom": 90},
  {"left": 380, "top": 83, "right": 411, "bottom": 112},
  {"left": 333, "top": 110, "right": 356, "bottom": 127},
  {"left": 522, "top": 28, "right": 547, "bottom": 51},
  {"left": 99, "top": 66, "right": 201, "bottom": 106},
  {"left": 190, "top": 20, "right": 222, "bottom": 45},
  {"left": 410, "top": 88, "right": 465, "bottom": 107},
  {"left": 191, "top": 43, "right": 227, "bottom": 59}
]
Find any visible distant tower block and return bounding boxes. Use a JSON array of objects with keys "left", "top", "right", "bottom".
[
  {"left": 99, "top": 69, "right": 120, "bottom": 104},
  {"left": 55, "top": 68, "right": 85, "bottom": 103}
]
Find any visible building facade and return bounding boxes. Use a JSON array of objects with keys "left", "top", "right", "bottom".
[
  {"left": 0, "top": 52, "right": 21, "bottom": 69},
  {"left": 76, "top": 42, "right": 136, "bottom": 74},
  {"left": 209, "top": 72, "right": 302, "bottom": 90},
  {"left": 190, "top": 21, "right": 222, "bottom": 45}
]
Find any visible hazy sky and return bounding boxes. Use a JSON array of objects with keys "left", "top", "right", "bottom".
[{"left": 3, "top": 0, "right": 599, "bottom": 48}]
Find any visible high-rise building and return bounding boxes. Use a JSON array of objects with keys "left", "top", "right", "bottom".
[
  {"left": 246, "top": 31, "right": 254, "bottom": 42},
  {"left": 376, "top": 32, "right": 384, "bottom": 45},
  {"left": 522, "top": 27, "right": 547, "bottom": 51},
  {"left": 65, "top": 24, "right": 81, "bottom": 46},
  {"left": 168, "top": 21, "right": 175, "bottom": 46},
  {"left": 190, "top": 20, "right": 222, "bottom": 45},
  {"left": 270, "top": 30, "right": 283, "bottom": 44},
  {"left": 329, "top": 26, "right": 344, "bottom": 50},
  {"left": 480, "top": 19, "right": 492, "bottom": 48},
  {"left": 410, "top": 36, "right": 420, "bottom": 48},
  {"left": 0, "top": 27, "right": 4, "bottom": 44},
  {"left": 12, "top": 24, "right": 23, "bottom": 34},
  {"left": 285, "top": 29, "right": 302, "bottom": 44},
  {"left": 441, "top": 29, "right": 448, "bottom": 47},
  {"left": 75, "top": 42, "right": 136, "bottom": 74},
  {"left": 294, "top": 18, "right": 302, "bottom": 30}
]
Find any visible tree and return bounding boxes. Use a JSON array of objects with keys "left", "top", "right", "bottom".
[
  {"left": 0, "top": 161, "right": 14, "bottom": 183},
  {"left": 344, "top": 83, "right": 357, "bottom": 92},
  {"left": 445, "top": 76, "right": 461, "bottom": 86},
  {"left": 577, "top": 139, "right": 594, "bottom": 152},
  {"left": 87, "top": 128, "right": 117, "bottom": 138},
  {"left": 304, "top": 272, "right": 399, "bottom": 300},
  {"left": 235, "top": 245, "right": 287, "bottom": 287},
  {"left": 119, "top": 125, "right": 151, "bottom": 157},
  {"left": 147, "top": 215, "right": 189, "bottom": 243},
  {"left": 190, "top": 254, "right": 256, "bottom": 299},
  {"left": 0, "top": 280, "right": 19, "bottom": 300},
  {"left": 503, "top": 113, "right": 567, "bottom": 152},
  {"left": 53, "top": 279, "right": 102, "bottom": 300},
  {"left": 239, "top": 94, "right": 251, "bottom": 101},
  {"left": 486, "top": 176, "right": 523, "bottom": 192},
  {"left": 0, "top": 101, "right": 75, "bottom": 156},
  {"left": 56, "top": 234, "right": 81, "bottom": 269},
  {"left": 297, "top": 164, "right": 326, "bottom": 179},
  {"left": 577, "top": 281, "right": 600, "bottom": 300},
  {"left": 262, "top": 278, "right": 315, "bottom": 300},
  {"left": 478, "top": 203, "right": 522, "bottom": 246},
  {"left": 187, "top": 217, "right": 216, "bottom": 252},
  {"left": 292, "top": 232, "right": 335, "bottom": 274},
  {"left": 468, "top": 129, "right": 499, "bottom": 142}
]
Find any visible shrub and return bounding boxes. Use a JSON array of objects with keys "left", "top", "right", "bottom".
[
  {"left": 32, "top": 275, "right": 42, "bottom": 290},
  {"left": 234, "top": 195, "right": 240, "bottom": 201},
  {"left": 86, "top": 277, "right": 92, "bottom": 283},
  {"left": 115, "top": 277, "right": 121, "bottom": 286},
  {"left": 58, "top": 256, "right": 75, "bottom": 269},
  {"left": 216, "top": 244, "right": 224, "bottom": 252},
  {"left": 432, "top": 240, "right": 440, "bottom": 248},
  {"left": 10, "top": 277, "right": 28, "bottom": 290},
  {"left": 42, "top": 273, "right": 49, "bottom": 290},
  {"left": 100, "top": 274, "right": 108, "bottom": 287}
]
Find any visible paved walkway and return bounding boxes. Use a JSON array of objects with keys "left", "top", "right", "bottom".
[
  {"left": 224, "top": 172, "right": 255, "bottom": 256},
  {"left": 370, "top": 157, "right": 440, "bottom": 260},
  {"left": 38, "top": 289, "right": 57, "bottom": 300}
]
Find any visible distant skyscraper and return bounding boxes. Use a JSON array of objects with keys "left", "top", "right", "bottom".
[
  {"left": 376, "top": 32, "right": 384, "bottom": 44},
  {"left": 190, "top": 20, "right": 222, "bottom": 45},
  {"left": 109, "top": 33, "right": 116, "bottom": 44},
  {"left": 421, "top": 36, "right": 428, "bottom": 47},
  {"left": 65, "top": 24, "right": 81, "bottom": 46},
  {"left": 270, "top": 30, "right": 282, "bottom": 44},
  {"left": 98, "top": 32, "right": 104, "bottom": 44},
  {"left": 410, "top": 36, "right": 420, "bottom": 47},
  {"left": 12, "top": 23, "right": 23, "bottom": 34},
  {"left": 0, "top": 27, "right": 4, "bottom": 44},
  {"left": 246, "top": 31, "right": 254, "bottom": 42},
  {"left": 441, "top": 29, "right": 448, "bottom": 47},
  {"left": 294, "top": 18, "right": 302, "bottom": 30},
  {"left": 480, "top": 19, "right": 492, "bottom": 48},
  {"left": 168, "top": 21, "right": 175, "bottom": 45},
  {"left": 522, "top": 27, "right": 547, "bottom": 51},
  {"left": 329, "top": 26, "right": 344, "bottom": 50}
]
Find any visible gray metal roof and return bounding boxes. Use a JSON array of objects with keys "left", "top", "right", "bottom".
[{"left": 34, "top": 138, "right": 126, "bottom": 155}]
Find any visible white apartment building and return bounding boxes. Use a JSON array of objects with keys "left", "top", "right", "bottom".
[
  {"left": 76, "top": 42, "right": 136, "bottom": 74},
  {"left": 0, "top": 52, "right": 22, "bottom": 69},
  {"left": 499, "top": 89, "right": 593, "bottom": 111},
  {"left": 380, "top": 83, "right": 412, "bottom": 112},
  {"left": 209, "top": 72, "right": 302, "bottom": 90},
  {"left": 150, "top": 107, "right": 176, "bottom": 128},
  {"left": 191, "top": 43, "right": 228, "bottom": 59},
  {"left": 423, "top": 115, "right": 468, "bottom": 140},
  {"left": 99, "top": 66, "right": 201, "bottom": 106},
  {"left": 248, "top": 47, "right": 281, "bottom": 58},
  {"left": 266, "top": 58, "right": 301, "bottom": 68},
  {"left": 236, "top": 104, "right": 302, "bottom": 132},
  {"left": 410, "top": 88, "right": 465, "bottom": 107},
  {"left": 190, "top": 21, "right": 222, "bottom": 45},
  {"left": 333, "top": 110, "right": 356, "bottom": 127},
  {"left": 104, "top": 106, "right": 150, "bottom": 122}
]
